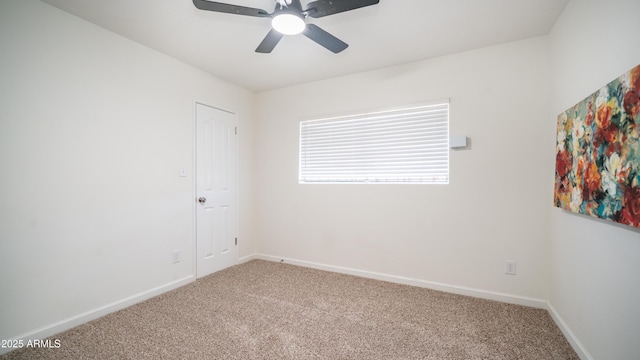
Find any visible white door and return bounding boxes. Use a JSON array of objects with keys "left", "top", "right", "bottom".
[{"left": 196, "top": 103, "right": 237, "bottom": 278}]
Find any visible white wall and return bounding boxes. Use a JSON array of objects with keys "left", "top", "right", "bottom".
[
  {"left": 0, "top": 0, "right": 255, "bottom": 343},
  {"left": 548, "top": 1, "right": 640, "bottom": 359},
  {"left": 253, "top": 36, "right": 553, "bottom": 302}
]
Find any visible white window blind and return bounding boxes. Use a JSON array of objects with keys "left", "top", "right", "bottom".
[{"left": 299, "top": 103, "right": 449, "bottom": 184}]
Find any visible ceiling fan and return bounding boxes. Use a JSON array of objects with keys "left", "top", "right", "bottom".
[{"left": 192, "top": 0, "right": 380, "bottom": 54}]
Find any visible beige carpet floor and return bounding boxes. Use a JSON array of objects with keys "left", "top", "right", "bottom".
[{"left": 2, "top": 260, "right": 578, "bottom": 359}]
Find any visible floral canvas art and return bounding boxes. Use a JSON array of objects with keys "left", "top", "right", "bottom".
[{"left": 554, "top": 64, "right": 640, "bottom": 228}]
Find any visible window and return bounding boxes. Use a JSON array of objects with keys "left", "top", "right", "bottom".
[{"left": 299, "top": 102, "right": 449, "bottom": 184}]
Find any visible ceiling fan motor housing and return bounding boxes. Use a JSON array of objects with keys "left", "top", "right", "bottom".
[
  {"left": 272, "top": 0, "right": 306, "bottom": 35},
  {"left": 192, "top": 0, "right": 380, "bottom": 53}
]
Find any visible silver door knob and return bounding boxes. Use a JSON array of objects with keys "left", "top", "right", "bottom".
[{"left": 198, "top": 197, "right": 206, "bottom": 204}]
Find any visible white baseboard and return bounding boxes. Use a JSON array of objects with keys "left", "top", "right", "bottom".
[
  {"left": 0, "top": 275, "right": 195, "bottom": 356},
  {"left": 251, "top": 254, "right": 547, "bottom": 309},
  {"left": 547, "top": 303, "right": 593, "bottom": 360},
  {"left": 238, "top": 253, "right": 259, "bottom": 264}
]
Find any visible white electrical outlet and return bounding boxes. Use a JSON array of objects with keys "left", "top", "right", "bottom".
[
  {"left": 505, "top": 260, "right": 517, "bottom": 275},
  {"left": 172, "top": 250, "right": 181, "bottom": 264}
]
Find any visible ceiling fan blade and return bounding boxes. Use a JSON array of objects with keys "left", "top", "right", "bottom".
[
  {"left": 255, "top": 29, "right": 285, "bottom": 53},
  {"left": 192, "top": 0, "right": 271, "bottom": 17},
  {"left": 305, "top": 0, "right": 379, "bottom": 18},
  {"left": 287, "top": 0, "right": 304, "bottom": 12},
  {"left": 303, "top": 24, "right": 348, "bottom": 53}
]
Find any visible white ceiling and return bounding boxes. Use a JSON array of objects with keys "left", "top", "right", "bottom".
[{"left": 40, "top": 0, "right": 569, "bottom": 92}]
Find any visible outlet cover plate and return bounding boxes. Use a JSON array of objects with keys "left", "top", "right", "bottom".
[
  {"left": 172, "top": 250, "right": 181, "bottom": 263},
  {"left": 505, "top": 260, "right": 517, "bottom": 275}
]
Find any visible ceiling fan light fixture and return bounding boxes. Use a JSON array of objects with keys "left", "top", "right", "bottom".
[{"left": 271, "top": 13, "right": 306, "bottom": 35}]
